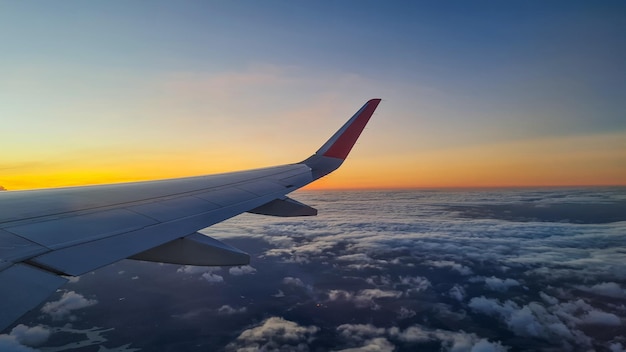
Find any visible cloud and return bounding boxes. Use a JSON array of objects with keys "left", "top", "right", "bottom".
[
  {"left": 0, "top": 335, "right": 38, "bottom": 352},
  {"left": 334, "top": 337, "right": 395, "bottom": 352},
  {"left": 397, "top": 276, "right": 431, "bottom": 294},
  {"left": 199, "top": 189, "right": 626, "bottom": 350},
  {"left": 449, "top": 285, "right": 466, "bottom": 301},
  {"left": 177, "top": 265, "right": 221, "bottom": 275},
  {"left": 466, "top": 295, "right": 623, "bottom": 348},
  {"left": 398, "top": 307, "right": 416, "bottom": 319},
  {"left": 229, "top": 265, "right": 257, "bottom": 276},
  {"left": 201, "top": 273, "right": 224, "bottom": 283},
  {"left": 9, "top": 325, "right": 50, "bottom": 347},
  {"left": 580, "top": 310, "right": 621, "bottom": 326},
  {"left": 424, "top": 260, "right": 473, "bottom": 276},
  {"left": 389, "top": 325, "right": 508, "bottom": 352},
  {"left": 336, "top": 324, "right": 386, "bottom": 341},
  {"left": 0, "top": 325, "right": 50, "bottom": 351},
  {"left": 483, "top": 276, "right": 520, "bottom": 292},
  {"left": 335, "top": 323, "right": 507, "bottom": 352},
  {"left": 65, "top": 276, "right": 80, "bottom": 284},
  {"left": 218, "top": 305, "right": 247, "bottom": 315},
  {"left": 41, "top": 291, "right": 97, "bottom": 320},
  {"left": 579, "top": 282, "right": 626, "bottom": 299},
  {"left": 227, "top": 317, "right": 319, "bottom": 351},
  {"left": 283, "top": 276, "right": 305, "bottom": 287},
  {"left": 328, "top": 289, "right": 402, "bottom": 309}
]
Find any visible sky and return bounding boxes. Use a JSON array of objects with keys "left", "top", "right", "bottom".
[{"left": 1, "top": 1, "right": 625, "bottom": 190}]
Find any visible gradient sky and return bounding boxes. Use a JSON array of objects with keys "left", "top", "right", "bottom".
[{"left": 1, "top": 1, "right": 625, "bottom": 190}]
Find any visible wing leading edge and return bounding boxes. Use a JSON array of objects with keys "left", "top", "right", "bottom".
[{"left": 0, "top": 98, "right": 381, "bottom": 332}]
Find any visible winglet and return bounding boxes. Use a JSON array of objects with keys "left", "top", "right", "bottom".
[
  {"left": 316, "top": 99, "right": 381, "bottom": 159},
  {"left": 301, "top": 99, "right": 381, "bottom": 180}
]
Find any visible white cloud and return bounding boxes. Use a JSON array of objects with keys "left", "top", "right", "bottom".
[
  {"left": 218, "top": 305, "right": 247, "bottom": 315},
  {"left": 579, "top": 282, "right": 626, "bottom": 299},
  {"left": 201, "top": 190, "right": 626, "bottom": 350},
  {"left": 0, "top": 335, "right": 38, "bottom": 352},
  {"left": 328, "top": 289, "right": 401, "bottom": 309},
  {"left": 470, "top": 339, "right": 510, "bottom": 352},
  {"left": 337, "top": 324, "right": 386, "bottom": 341},
  {"left": 449, "top": 285, "right": 466, "bottom": 301},
  {"left": 580, "top": 310, "right": 621, "bottom": 326},
  {"left": 483, "top": 277, "right": 520, "bottom": 292},
  {"left": 227, "top": 317, "right": 319, "bottom": 351},
  {"left": 467, "top": 295, "right": 610, "bottom": 347},
  {"left": 539, "top": 292, "right": 559, "bottom": 305},
  {"left": 424, "top": 260, "right": 473, "bottom": 276},
  {"left": 398, "top": 307, "right": 416, "bottom": 319},
  {"left": 283, "top": 277, "right": 306, "bottom": 287},
  {"left": 229, "top": 265, "right": 257, "bottom": 276},
  {"left": 389, "top": 325, "right": 508, "bottom": 352},
  {"left": 9, "top": 325, "right": 50, "bottom": 347},
  {"left": 65, "top": 276, "right": 80, "bottom": 284},
  {"left": 41, "top": 291, "right": 97, "bottom": 320},
  {"left": 397, "top": 276, "right": 431, "bottom": 294},
  {"left": 201, "top": 273, "right": 224, "bottom": 283},
  {"left": 334, "top": 337, "right": 395, "bottom": 352},
  {"left": 609, "top": 342, "right": 626, "bottom": 352},
  {"left": 177, "top": 265, "right": 221, "bottom": 275}
]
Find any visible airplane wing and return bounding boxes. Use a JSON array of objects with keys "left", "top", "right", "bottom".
[{"left": 0, "top": 98, "right": 381, "bottom": 332}]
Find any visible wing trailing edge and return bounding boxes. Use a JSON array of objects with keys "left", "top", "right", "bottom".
[
  {"left": 248, "top": 197, "right": 317, "bottom": 217},
  {"left": 129, "top": 232, "right": 249, "bottom": 266}
]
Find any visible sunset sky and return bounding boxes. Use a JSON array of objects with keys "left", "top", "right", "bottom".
[{"left": 1, "top": 1, "right": 625, "bottom": 190}]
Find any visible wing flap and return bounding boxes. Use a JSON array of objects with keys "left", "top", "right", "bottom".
[
  {"left": 248, "top": 197, "right": 317, "bottom": 217},
  {"left": 0, "top": 264, "right": 67, "bottom": 332},
  {"left": 129, "top": 232, "right": 249, "bottom": 266}
]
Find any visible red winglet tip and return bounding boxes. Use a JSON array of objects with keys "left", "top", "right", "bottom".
[{"left": 322, "top": 99, "right": 381, "bottom": 160}]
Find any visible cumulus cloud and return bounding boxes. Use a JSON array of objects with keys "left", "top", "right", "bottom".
[
  {"left": 9, "top": 325, "right": 50, "bottom": 347},
  {"left": 335, "top": 323, "right": 507, "bottom": 352},
  {"left": 328, "top": 289, "right": 401, "bottom": 309},
  {"left": 390, "top": 325, "right": 508, "bottom": 352},
  {"left": 424, "top": 260, "right": 473, "bottom": 276},
  {"left": 218, "top": 305, "right": 247, "bottom": 315},
  {"left": 197, "top": 189, "right": 626, "bottom": 350},
  {"left": 483, "top": 277, "right": 520, "bottom": 292},
  {"left": 467, "top": 294, "right": 624, "bottom": 348},
  {"left": 337, "top": 324, "right": 386, "bottom": 341},
  {"left": 579, "top": 282, "right": 626, "bottom": 299},
  {"left": 41, "top": 291, "right": 97, "bottom": 320},
  {"left": 226, "top": 317, "right": 319, "bottom": 351},
  {"left": 282, "top": 276, "right": 307, "bottom": 288},
  {"left": 201, "top": 272, "right": 224, "bottom": 283},
  {"left": 0, "top": 325, "right": 50, "bottom": 351},
  {"left": 449, "top": 285, "right": 466, "bottom": 301},
  {"left": 0, "top": 335, "right": 38, "bottom": 352},
  {"left": 229, "top": 265, "right": 257, "bottom": 276},
  {"left": 334, "top": 337, "right": 395, "bottom": 352},
  {"left": 398, "top": 307, "right": 416, "bottom": 319},
  {"left": 397, "top": 276, "right": 431, "bottom": 294},
  {"left": 580, "top": 310, "right": 621, "bottom": 326},
  {"left": 177, "top": 265, "right": 221, "bottom": 275}
]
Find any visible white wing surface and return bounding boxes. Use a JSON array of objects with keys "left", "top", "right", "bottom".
[{"left": 0, "top": 99, "right": 381, "bottom": 331}]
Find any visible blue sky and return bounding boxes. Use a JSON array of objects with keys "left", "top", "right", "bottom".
[{"left": 1, "top": 1, "right": 625, "bottom": 189}]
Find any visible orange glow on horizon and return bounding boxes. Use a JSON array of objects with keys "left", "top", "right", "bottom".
[{"left": 2, "top": 132, "right": 625, "bottom": 191}]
